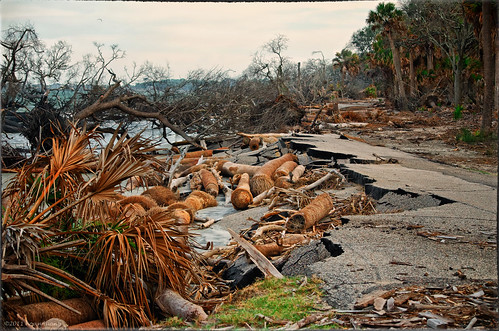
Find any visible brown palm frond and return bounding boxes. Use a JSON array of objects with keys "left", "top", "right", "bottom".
[
  {"left": 83, "top": 209, "right": 196, "bottom": 325},
  {"left": 25, "top": 126, "right": 97, "bottom": 221},
  {"left": 74, "top": 129, "right": 161, "bottom": 223}
]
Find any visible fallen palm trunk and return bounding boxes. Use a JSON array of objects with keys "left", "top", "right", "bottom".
[
  {"left": 68, "top": 319, "right": 106, "bottom": 329},
  {"left": 249, "top": 136, "right": 262, "bottom": 151},
  {"left": 184, "top": 190, "right": 218, "bottom": 212},
  {"left": 238, "top": 132, "right": 288, "bottom": 145},
  {"left": 155, "top": 289, "right": 208, "bottom": 322},
  {"left": 254, "top": 234, "right": 309, "bottom": 257},
  {"left": 220, "top": 162, "right": 261, "bottom": 177},
  {"left": 142, "top": 186, "right": 177, "bottom": 206},
  {"left": 250, "top": 153, "right": 297, "bottom": 196},
  {"left": 172, "top": 150, "right": 213, "bottom": 160},
  {"left": 231, "top": 173, "right": 253, "bottom": 210},
  {"left": 6, "top": 298, "right": 97, "bottom": 326},
  {"left": 287, "top": 193, "right": 334, "bottom": 232},
  {"left": 199, "top": 169, "right": 219, "bottom": 197},
  {"left": 272, "top": 161, "right": 298, "bottom": 180},
  {"left": 166, "top": 191, "right": 217, "bottom": 224},
  {"left": 291, "top": 165, "right": 306, "bottom": 183},
  {"left": 178, "top": 163, "right": 208, "bottom": 177}
]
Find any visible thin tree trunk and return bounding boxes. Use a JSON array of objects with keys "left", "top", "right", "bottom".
[
  {"left": 454, "top": 63, "right": 463, "bottom": 107},
  {"left": 409, "top": 50, "right": 416, "bottom": 97},
  {"left": 427, "top": 46, "right": 434, "bottom": 71},
  {"left": 388, "top": 32, "right": 408, "bottom": 110},
  {"left": 481, "top": 0, "right": 494, "bottom": 134}
]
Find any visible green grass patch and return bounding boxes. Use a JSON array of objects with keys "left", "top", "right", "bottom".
[
  {"left": 456, "top": 128, "right": 497, "bottom": 143},
  {"left": 159, "top": 276, "right": 340, "bottom": 329},
  {"left": 208, "top": 276, "right": 337, "bottom": 329},
  {"left": 453, "top": 104, "right": 463, "bottom": 120}
]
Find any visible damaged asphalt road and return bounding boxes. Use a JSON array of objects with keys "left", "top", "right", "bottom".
[{"left": 217, "top": 132, "right": 497, "bottom": 310}]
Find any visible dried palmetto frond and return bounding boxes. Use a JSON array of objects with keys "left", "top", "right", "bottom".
[{"left": 84, "top": 208, "right": 198, "bottom": 327}]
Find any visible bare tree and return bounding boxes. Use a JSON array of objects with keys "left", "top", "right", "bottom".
[
  {"left": 1, "top": 24, "right": 42, "bottom": 108},
  {"left": 246, "top": 34, "right": 291, "bottom": 95}
]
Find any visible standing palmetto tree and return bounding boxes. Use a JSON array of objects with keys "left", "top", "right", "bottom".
[
  {"left": 367, "top": 2, "right": 408, "bottom": 110},
  {"left": 333, "top": 48, "right": 360, "bottom": 95}
]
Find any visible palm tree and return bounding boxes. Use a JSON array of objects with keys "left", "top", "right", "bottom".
[
  {"left": 367, "top": 2, "right": 408, "bottom": 110},
  {"left": 333, "top": 48, "right": 360, "bottom": 96}
]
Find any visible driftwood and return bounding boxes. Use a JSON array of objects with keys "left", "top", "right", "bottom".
[
  {"left": 178, "top": 163, "right": 208, "bottom": 177},
  {"left": 291, "top": 165, "right": 306, "bottom": 183},
  {"left": 300, "top": 169, "right": 345, "bottom": 191},
  {"left": 199, "top": 169, "right": 219, "bottom": 197},
  {"left": 250, "top": 153, "right": 298, "bottom": 196},
  {"left": 220, "top": 162, "right": 261, "bottom": 177},
  {"left": 211, "top": 168, "right": 232, "bottom": 205},
  {"left": 169, "top": 174, "right": 191, "bottom": 191},
  {"left": 6, "top": 298, "right": 97, "bottom": 326},
  {"left": 251, "top": 187, "right": 276, "bottom": 206},
  {"left": 227, "top": 228, "right": 283, "bottom": 279},
  {"left": 231, "top": 173, "right": 253, "bottom": 210},
  {"left": 287, "top": 193, "right": 334, "bottom": 232},
  {"left": 155, "top": 289, "right": 208, "bottom": 322},
  {"left": 253, "top": 224, "right": 286, "bottom": 238}
]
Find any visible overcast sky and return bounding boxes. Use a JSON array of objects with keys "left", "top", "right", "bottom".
[{"left": 1, "top": 0, "right": 383, "bottom": 79}]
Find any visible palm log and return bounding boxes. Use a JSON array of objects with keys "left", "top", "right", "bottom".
[
  {"left": 220, "top": 162, "right": 261, "bottom": 177},
  {"left": 6, "top": 298, "right": 97, "bottom": 326},
  {"left": 249, "top": 136, "right": 261, "bottom": 151},
  {"left": 287, "top": 193, "right": 334, "bottom": 232},
  {"left": 231, "top": 173, "right": 253, "bottom": 210},
  {"left": 250, "top": 153, "right": 297, "bottom": 196},
  {"left": 272, "top": 161, "right": 298, "bottom": 180},
  {"left": 155, "top": 289, "right": 208, "bottom": 322},
  {"left": 254, "top": 234, "right": 309, "bottom": 257},
  {"left": 199, "top": 169, "right": 219, "bottom": 196}
]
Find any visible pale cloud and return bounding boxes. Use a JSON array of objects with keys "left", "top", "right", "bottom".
[{"left": 1, "top": 0, "right": 383, "bottom": 78}]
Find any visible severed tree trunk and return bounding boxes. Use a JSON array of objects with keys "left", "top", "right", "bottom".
[
  {"left": 291, "top": 165, "right": 306, "bottom": 183},
  {"left": 287, "top": 193, "right": 334, "bottom": 233},
  {"left": 250, "top": 153, "right": 297, "bottom": 196},
  {"left": 155, "top": 289, "right": 207, "bottom": 322},
  {"left": 249, "top": 136, "right": 262, "bottom": 151},
  {"left": 5, "top": 298, "right": 97, "bottom": 326},
  {"left": 254, "top": 234, "right": 309, "bottom": 257},
  {"left": 272, "top": 161, "right": 298, "bottom": 180},
  {"left": 231, "top": 173, "right": 253, "bottom": 210},
  {"left": 199, "top": 169, "right": 219, "bottom": 197},
  {"left": 481, "top": 0, "right": 495, "bottom": 135},
  {"left": 220, "top": 162, "right": 261, "bottom": 177}
]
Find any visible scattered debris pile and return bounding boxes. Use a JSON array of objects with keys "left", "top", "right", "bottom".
[{"left": 334, "top": 282, "right": 498, "bottom": 329}]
